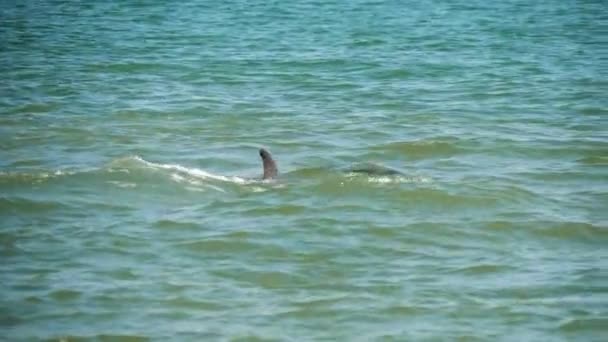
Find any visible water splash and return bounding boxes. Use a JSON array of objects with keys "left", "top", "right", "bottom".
[{"left": 119, "top": 156, "right": 259, "bottom": 185}]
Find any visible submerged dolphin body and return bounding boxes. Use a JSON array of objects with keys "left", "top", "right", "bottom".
[
  {"left": 259, "top": 148, "right": 278, "bottom": 180},
  {"left": 258, "top": 148, "right": 404, "bottom": 179},
  {"left": 345, "top": 163, "right": 403, "bottom": 176}
]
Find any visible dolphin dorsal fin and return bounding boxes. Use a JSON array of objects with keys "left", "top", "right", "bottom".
[{"left": 259, "top": 148, "right": 278, "bottom": 179}]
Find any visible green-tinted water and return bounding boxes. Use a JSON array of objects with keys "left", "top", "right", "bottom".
[{"left": 1, "top": 0, "right": 607, "bottom": 340}]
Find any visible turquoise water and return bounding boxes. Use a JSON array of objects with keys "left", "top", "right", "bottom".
[{"left": 1, "top": 0, "right": 607, "bottom": 340}]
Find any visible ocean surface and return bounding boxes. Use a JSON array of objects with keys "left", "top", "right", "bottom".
[{"left": 1, "top": 0, "right": 607, "bottom": 340}]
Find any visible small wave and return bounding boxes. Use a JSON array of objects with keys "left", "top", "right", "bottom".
[
  {"left": 133, "top": 156, "right": 254, "bottom": 184},
  {"left": 52, "top": 334, "right": 149, "bottom": 342},
  {"left": 559, "top": 318, "right": 608, "bottom": 332},
  {"left": 451, "top": 264, "right": 514, "bottom": 275},
  {"left": 578, "top": 156, "right": 608, "bottom": 165},
  {"left": 112, "top": 156, "right": 259, "bottom": 185},
  {"left": 106, "top": 180, "right": 137, "bottom": 188},
  {"left": 0, "top": 169, "right": 77, "bottom": 185},
  {"left": 0, "top": 197, "right": 69, "bottom": 213},
  {"left": 287, "top": 166, "right": 329, "bottom": 178},
  {"left": 534, "top": 221, "right": 608, "bottom": 242},
  {"left": 2, "top": 156, "right": 272, "bottom": 195},
  {"left": 485, "top": 219, "right": 608, "bottom": 243},
  {"left": 48, "top": 289, "right": 82, "bottom": 302},
  {"left": 371, "top": 137, "right": 469, "bottom": 159}
]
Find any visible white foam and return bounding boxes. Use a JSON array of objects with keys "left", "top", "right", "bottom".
[
  {"left": 204, "top": 184, "right": 227, "bottom": 193},
  {"left": 132, "top": 156, "right": 256, "bottom": 185},
  {"left": 170, "top": 173, "right": 186, "bottom": 182},
  {"left": 185, "top": 186, "right": 206, "bottom": 192},
  {"left": 371, "top": 175, "right": 432, "bottom": 184},
  {"left": 108, "top": 168, "right": 130, "bottom": 174},
  {"left": 107, "top": 180, "right": 137, "bottom": 188},
  {"left": 345, "top": 172, "right": 432, "bottom": 184},
  {"left": 170, "top": 173, "right": 227, "bottom": 192}
]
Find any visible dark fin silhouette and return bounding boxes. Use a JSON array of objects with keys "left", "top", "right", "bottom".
[
  {"left": 259, "top": 148, "right": 278, "bottom": 179},
  {"left": 347, "top": 163, "right": 403, "bottom": 176}
]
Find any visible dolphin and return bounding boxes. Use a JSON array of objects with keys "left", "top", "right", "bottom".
[
  {"left": 345, "top": 163, "right": 403, "bottom": 176},
  {"left": 258, "top": 148, "right": 404, "bottom": 179},
  {"left": 259, "top": 148, "right": 278, "bottom": 180}
]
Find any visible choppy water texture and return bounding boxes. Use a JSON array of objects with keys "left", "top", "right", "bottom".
[{"left": 1, "top": 0, "right": 607, "bottom": 340}]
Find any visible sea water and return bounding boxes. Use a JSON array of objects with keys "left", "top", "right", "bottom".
[{"left": 1, "top": 0, "right": 607, "bottom": 340}]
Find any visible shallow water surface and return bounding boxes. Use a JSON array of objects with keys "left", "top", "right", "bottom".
[{"left": 1, "top": 0, "right": 607, "bottom": 341}]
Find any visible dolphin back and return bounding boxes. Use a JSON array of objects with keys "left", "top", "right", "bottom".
[{"left": 347, "top": 163, "right": 403, "bottom": 176}]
